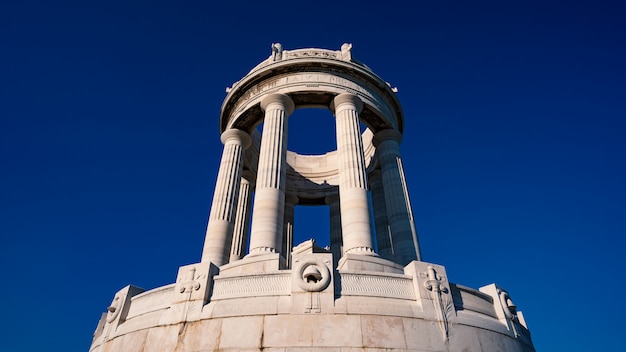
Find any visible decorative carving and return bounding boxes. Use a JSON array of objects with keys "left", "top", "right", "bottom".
[
  {"left": 305, "top": 292, "right": 321, "bottom": 313},
  {"left": 106, "top": 294, "right": 124, "bottom": 323},
  {"left": 498, "top": 288, "right": 520, "bottom": 337},
  {"left": 178, "top": 267, "right": 201, "bottom": 294},
  {"left": 386, "top": 82, "right": 399, "bottom": 93},
  {"left": 271, "top": 43, "right": 283, "bottom": 61},
  {"left": 211, "top": 273, "right": 290, "bottom": 299},
  {"left": 341, "top": 274, "right": 415, "bottom": 300},
  {"left": 422, "top": 266, "right": 452, "bottom": 341},
  {"left": 294, "top": 258, "right": 331, "bottom": 292},
  {"left": 341, "top": 43, "right": 352, "bottom": 61},
  {"left": 287, "top": 50, "right": 337, "bottom": 59},
  {"left": 499, "top": 289, "right": 517, "bottom": 318}
]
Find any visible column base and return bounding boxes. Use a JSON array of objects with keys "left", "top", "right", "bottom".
[
  {"left": 221, "top": 252, "right": 286, "bottom": 275},
  {"left": 337, "top": 253, "right": 405, "bottom": 274}
]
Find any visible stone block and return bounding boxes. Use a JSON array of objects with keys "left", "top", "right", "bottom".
[
  {"left": 402, "top": 317, "right": 440, "bottom": 351},
  {"left": 361, "top": 315, "right": 407, "bottom": 349},
  {"left": 263, "top": 315, "right": 362, "bottom": 348},
  {"left": 144, "top": 325, "right": 180, "bottom": 351},
  {"left": 180, "top": 318, "right": 222, "bottom": 351},
  {"left": 219, "top": 316, "right": 263, "bottom": 349}
]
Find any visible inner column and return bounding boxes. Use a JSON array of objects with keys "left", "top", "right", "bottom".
[
  {"left": 373, "top": 129, "right": 420, "bottom": 264},
  {"left": 282, "top": 193, "right": 298, "bottom": 268},
  {"left": 369, "top": 169, "right": 393, "bottom": 259},
  {"left": 332, "top": 93, "right": 375, "bottom": 255},
  {"left": 248, "top": 93, "right": 295, "bottom": 255},
  {"left": 326, "top": 194, "right": 343, "bottom": 268},
  {"left": 229, "top": 169, "right": 255, "bottom": 262}
]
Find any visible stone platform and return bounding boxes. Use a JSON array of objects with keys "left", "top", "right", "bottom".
[{"left": 91, "top": 242, "right": 533, "bottom": 352}]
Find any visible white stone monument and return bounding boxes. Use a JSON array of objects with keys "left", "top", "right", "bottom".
[{"left": 90, "top": 44, "right": 535, "bottom": 352}]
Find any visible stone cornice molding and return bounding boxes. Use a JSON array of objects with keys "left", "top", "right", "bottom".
[
  {"left": 373, "top": 129, "right": 403, "bottom": 147},
  {"left": 220, "top": 45, "right": 403, "bottom": 135}
]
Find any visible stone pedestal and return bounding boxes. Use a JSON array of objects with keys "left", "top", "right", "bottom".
[{"left": 91, "top": 44, "right": 534, "bottom": 352}]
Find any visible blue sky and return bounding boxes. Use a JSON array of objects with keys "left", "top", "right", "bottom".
[{"left": 1, "top": 1, "right": 625, "bottom": 350}]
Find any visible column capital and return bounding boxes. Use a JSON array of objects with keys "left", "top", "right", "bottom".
[
  {"left": 260, "top": 93, "right": 295, "bottom": 116},
  {"left": 221, "top": 129, "right": 252, "bottom": 149},
  {"left": 330, "top": 93, "right": 363, "bottom": 114},
  {"left": 372, "top": 129, "right": 402, "bottom": 147}
]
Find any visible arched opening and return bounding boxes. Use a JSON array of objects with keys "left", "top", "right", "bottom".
[
  {"left": 293, "top": 205, "right": 330, "bottom": 249},
  {"left": 287, "top": 108, "right": 336, "bottom": 155}
]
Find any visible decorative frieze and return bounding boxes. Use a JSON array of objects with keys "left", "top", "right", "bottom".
[
  {"left": 212, "top": 273, "right": 291, "bottom": 300},
  {"left": 340, "top": 273, "right": 415, "bottom": 300}
]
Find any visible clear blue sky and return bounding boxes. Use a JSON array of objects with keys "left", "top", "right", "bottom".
[{"left": 1, "top": 1, "right": 625, "bottom": 351}]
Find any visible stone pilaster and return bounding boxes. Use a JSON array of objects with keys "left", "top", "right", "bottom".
[
  {"left": 283, "top": 193, "right": 298, "bottom": 268},
  {"left": 202, "top": 129, "right": 251, "bottom": 265},
  {"left": 248, "top": 93, "right": 295, "bottom": 255},
  {"left": 373, "top": 129, "right": 419, "bottom": 265},
  {"left": 332, "top": 93, "right": 375, "bottom": 255},
  {"left": 325, "top": 194, "right": 343, "bottom": 268},
  {"left": 229, "top": 170, "right": 255, "bottom": 262},
  {"left": 369, "top": 169, "right": 393, "bottom": 259}
]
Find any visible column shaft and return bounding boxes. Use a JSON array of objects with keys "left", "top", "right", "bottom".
[
  {"left": 248, "top": 93, "right": 295, "bottom": 255},
  {"left": 282, "top": 194, "right": 298, "bottom": 268},
  {"left": 397, "top": 157, "right": 422, "bottom": 260},
  {"left": 373, "top": 129, "right": 419, "bottom": 265},
  {"left": 202, "top": 129, "right": 251, "bottom": 265},
  {"left": 333, "top": 94, "right": 375, "bottom": 255},
  {"left": 326, "top": 194, "right": 343, "bottom": 268},
  {"left": 229, "top": 171, "right": 254, "bottom": 261},
  {"left": 370, "top": 170, "right": 393, "bottom": 259}
]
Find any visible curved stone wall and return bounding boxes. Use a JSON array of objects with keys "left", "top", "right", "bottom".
[
  {"left": 90, "top": 44, "right": 534, "bottom": 351},
  {"left": 91, "top": 248, "right": 533, "bottom": 351}
]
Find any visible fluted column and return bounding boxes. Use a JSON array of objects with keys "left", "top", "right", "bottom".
[
  {"left": 282, "top": 193, "right": 298, "bottom": 268},
  {"left": 397, "top": 157, "right": 422, "bottom": 261},
  {"left": 248, "top": 93, "right": 295, "bottom": 255},
  {"left": 202, "top": 129, "right": 252, "bottom": 265},
  {"left": 325, "top": 194, "right": 343, "bottom": 267},
  {"left": 369, "top": 170, "right": 393, "bottom": 259},
  {"left": 332, "top": 93, "right": 375, "bottom": 255},
  {"left": 373, "top": 129, "right": 420, "bottom": 264},
  {"left": 229, "top": 170, "right": 255, "bottom": 262}
]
